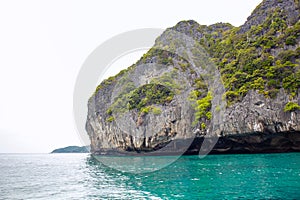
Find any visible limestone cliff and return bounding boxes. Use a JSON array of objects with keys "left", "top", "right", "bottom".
[{"left": 86, "top": 0, "right": 300, "bottom": 155}]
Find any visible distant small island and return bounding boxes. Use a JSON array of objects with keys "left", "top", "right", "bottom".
[{"left": 51, "top": 146, "right": 90, "bottom": 153}]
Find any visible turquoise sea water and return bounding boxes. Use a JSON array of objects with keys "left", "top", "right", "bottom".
[{"left": 1, "top": 153, "right": 300, "bottom": 199}]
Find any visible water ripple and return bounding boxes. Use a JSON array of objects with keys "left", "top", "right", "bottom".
[{"left": 0, "top": 153, "right": 300, "bottom": 199}]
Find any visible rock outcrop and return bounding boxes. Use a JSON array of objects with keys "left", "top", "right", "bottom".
[{"left": 86, "top": 0, "right": 300, "bottom": 155}]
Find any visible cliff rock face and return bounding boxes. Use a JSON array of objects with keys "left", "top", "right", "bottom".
[
  {"left": 223, "top": 90, "right": 300, "bottom": 135},
  {"left": 86, "top": 0, "right": 300, "bottom": 155},
  {"left": 240, "top": 0, "right": 299, "bottom": 34}
]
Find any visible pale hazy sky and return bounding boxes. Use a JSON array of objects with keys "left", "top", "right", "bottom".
[{"left": 0, "top": 0, "right": 262, "bottom": 153}]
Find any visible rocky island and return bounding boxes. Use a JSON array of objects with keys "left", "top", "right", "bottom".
[
  {"left": 86, "top": 0, "right": 300, "bottom": 155},
  {"left": 51, "top": 146, "right": 90, "bottom": 153}
]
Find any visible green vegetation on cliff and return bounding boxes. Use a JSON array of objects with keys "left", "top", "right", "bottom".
[
  {"left": 195, "top": 8, "right": 300, "bottom": 105},
  {"left": 284, "top": 102, "right": 300, "bottom": 112},
  {"left": 104, "top": 82, "right": 174, "bottom": 122},
  {"left": 93, "top": 0, "right": 299, "bottom": 126},
  {"left": 128, "top": 83, "right": 174, "bottom": 111}
]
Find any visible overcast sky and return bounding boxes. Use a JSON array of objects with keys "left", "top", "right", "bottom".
[{"left": 0, "top": 0, "right": 262, "bottom": 153}]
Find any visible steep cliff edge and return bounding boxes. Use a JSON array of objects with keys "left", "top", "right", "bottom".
[{"left": 86, "top": 0, "right": 300, "bottom": 155}]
